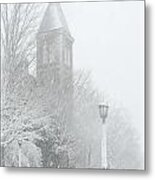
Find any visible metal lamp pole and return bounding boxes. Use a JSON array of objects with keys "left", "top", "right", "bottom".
[
  {"left": 98, "top": 103, "right": 109, "bottom": 169},
  {"left": 18, "top": 139, "right": 22, "bottom": 167}
]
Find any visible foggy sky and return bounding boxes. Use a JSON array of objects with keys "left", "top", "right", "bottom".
[{"left": 61, "top": 1, "right": 144, "bottom": 136}]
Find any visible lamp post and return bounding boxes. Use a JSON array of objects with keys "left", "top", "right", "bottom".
[
  {"left": 98, "top": 102, "right": 109, "bottom": 169},
  {"left": 18, "top": 138, "right": 22, "bottom": 167}
]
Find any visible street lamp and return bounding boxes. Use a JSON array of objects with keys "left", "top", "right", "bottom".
[
  {"left": 98, "top": 102, "right": 109, "bottom": 169},
  {"left": 99, "top": 103, "right": 109, "bottom": 123}
]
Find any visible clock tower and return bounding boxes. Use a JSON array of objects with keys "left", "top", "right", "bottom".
[
  {"left": 37, "top": 3, "right": 74, "bottom": 125},
  {"left": 37, "top": 3, "right": 73, "bottom": 89}
]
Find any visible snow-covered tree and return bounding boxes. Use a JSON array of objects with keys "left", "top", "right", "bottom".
[
  {"left": 1, "top": 3, "right": 44, "bottom": 167},
  {"left": 107, "top": 106, "right": 144, "bottom": 169},
  {"left": 72, "top": 70, "right": 102, "bottom": 168}
]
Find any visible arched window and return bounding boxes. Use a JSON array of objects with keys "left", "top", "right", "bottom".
[
  {"left": 64, "top": 47, "right": 67, "bottom": 65},
  {"left": 43, "top": 41, "right": 48, "bottom": 64},
  {"left": 49, "top": 45, "right": 56, "bottom": 63},
  {"left": 64, "top": 47, "right": 70, "bottom": 67},
  {"left": 67, "top": 49, "right": 71, "bottom": 67}
]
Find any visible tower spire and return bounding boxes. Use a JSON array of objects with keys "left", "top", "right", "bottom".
[{"left": 39, "top": 3, "right": 70, "bottom": 34}]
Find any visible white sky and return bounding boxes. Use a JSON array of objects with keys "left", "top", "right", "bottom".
[{"left": 61, "top": 1, "right": 144, "bottom": 135}]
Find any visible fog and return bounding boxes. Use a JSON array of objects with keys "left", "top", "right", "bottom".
[{"left": 62, "top": 1, "right": 144, "bottom": 137}]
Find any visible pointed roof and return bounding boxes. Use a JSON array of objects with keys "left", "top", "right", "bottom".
[{"left": 39, "top": 3, "right": 70, "bottom": 34}]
